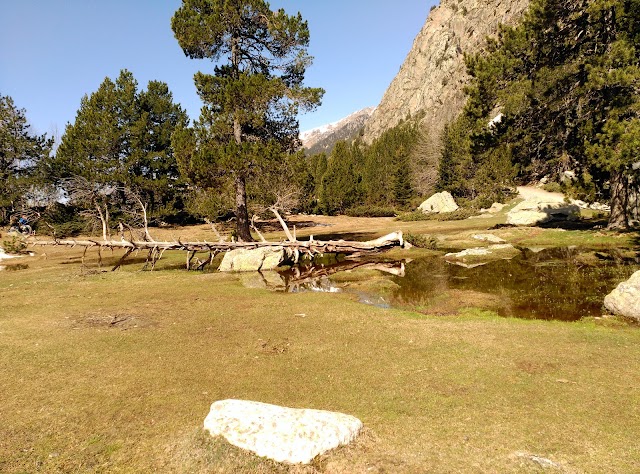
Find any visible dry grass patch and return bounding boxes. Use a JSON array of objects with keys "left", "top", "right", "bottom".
[{"left": 1, "top": 219, "right": 640, "bottom": 472}]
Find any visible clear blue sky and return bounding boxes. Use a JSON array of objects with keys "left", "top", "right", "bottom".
[{"left": 0, "top": 0, "right": 436, "bottom": 140}]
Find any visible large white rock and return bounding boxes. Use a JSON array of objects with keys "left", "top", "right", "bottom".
[
  {"left": 203, "top": 399, "right": 363, "bottom": 464},
  {"left": 218, "top": 247, "right": 286, "bottom": 272},
  {"left": 506, "top": 199, "right": 580, "bottom": 226},
  {"left": 604, "top": 271, "right": 640, "bottom": 321},
  {"left": 418, "top": 191, "right": 459, "bottom": 214}
]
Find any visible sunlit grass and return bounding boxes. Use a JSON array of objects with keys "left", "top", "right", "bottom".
[{"left": 1, "top": 215, "right": 639, "bottom": 472}]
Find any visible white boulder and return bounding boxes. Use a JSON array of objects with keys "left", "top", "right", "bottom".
[
  {"left": 604, "top": 271, "right": 640, "bottom": 321},
  {"left": 472, "top": 234, "right": 506, "bottom": 244},
  {"left": 418, "top": 191, "right": 459, "bottom": 214},
  {"left": 506, "top": 199, "right": 580, "bottom": 226},
  {"left": 444, "top": 244, "right": 519, "bottom": 261},
  {"left": 203, "top": 399, "right": 363, "bottom": 464},
  {"left": 219, "top": 247, "right": 286, "bottom": 272}
]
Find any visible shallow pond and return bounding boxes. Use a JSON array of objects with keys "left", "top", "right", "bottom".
[{"left": 278, "top": 247, "right": 640, "bottom": 321}]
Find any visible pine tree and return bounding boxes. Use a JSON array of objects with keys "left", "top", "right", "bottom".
[
  {"left": 445, "top": 0, "right": 640, "bottom": 227},
  {"left": 54, "top": 70, "right": 188, "bottom": 222},
  {"left": 171, "top": 0, "right": 323, "bottom": 240},
  {"left": 320, "top": 141, "right": 362, "bottom": 214},
  {"left": 0, "top": 95, "right": 53, "bottom": 223}
]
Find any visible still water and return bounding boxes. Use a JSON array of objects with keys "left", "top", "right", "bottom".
[{"left": 277, "top": 247, "right": 640, "bottom": 321}]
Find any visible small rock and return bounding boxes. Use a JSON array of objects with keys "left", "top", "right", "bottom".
[
  {"left": 445, "top": 248, "right": 490, "bottom": 258},
  {"left": 479, "top": 202, "right": 506, "bottom": 214},
  {"left": 514, "top": 451, "right": 563, "bottom": 470},
  {"left": 203, "top": 399, "right": 363, "bottom": 464},
  {"left": 472, "top": 234, "right": 506, "bottom": 244}
]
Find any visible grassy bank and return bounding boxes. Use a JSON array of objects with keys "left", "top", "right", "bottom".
[{"left": 1, "top": 233, "right": 639, "bottom": 473}]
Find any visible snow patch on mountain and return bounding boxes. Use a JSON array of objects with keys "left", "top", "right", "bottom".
[{"left": 300, "top": 107, "right": 376, "bottom": 154}]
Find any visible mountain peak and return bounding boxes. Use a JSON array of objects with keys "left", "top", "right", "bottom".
[{"left": 301, "top": 107, "right": 376, "bottom": 155}]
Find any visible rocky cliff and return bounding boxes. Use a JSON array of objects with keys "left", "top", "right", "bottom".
[{"left": 363, "top": 0, "right": 530, "bottom": 144}]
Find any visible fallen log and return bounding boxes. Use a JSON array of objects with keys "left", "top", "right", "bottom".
[{"left": 28, "top": 231, "right": 406, "bottom": 270}]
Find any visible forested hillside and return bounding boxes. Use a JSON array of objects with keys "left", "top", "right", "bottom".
[{"left": 438, "top": 0, "right": 640, "bottom": 228}]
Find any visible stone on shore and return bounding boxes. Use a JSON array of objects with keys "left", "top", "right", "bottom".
[
  {"left": 506, "top": 199, "right": 580, "bottom": 226},
  {"left": 218, "top": 247, "right": 286, "bottom": 272},
  {"left": 444, "top": 244, "right": 519, "bottom": 263},
  {"left": 604, "top": 271, "right": 640, "bottom": 321},
  {"left": 472, "top": 234, "right": 506, "bottom": 244},
  {"left": 203, "top": 399, "right": 363, "bottom": 464},
  {"left": 418, "top": 191, "right": 459, "bottom": 214}
]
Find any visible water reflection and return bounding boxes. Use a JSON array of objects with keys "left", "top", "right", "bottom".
[
  {"left": 269, "top": 247, "right": 640, "bottom": 321},
  {"left": 396, "top": 247, "right": 640, "bottom": 321}
]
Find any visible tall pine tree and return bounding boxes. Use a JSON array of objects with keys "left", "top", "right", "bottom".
[
  {"left": 0, "top": 95, "right": 53, "bottom": 223},
  {"left": 171, "top": 0, "right": 323, "bottom": 240},
  {"left": 54, "top": 70, "right": 188, "bottom": 222}
]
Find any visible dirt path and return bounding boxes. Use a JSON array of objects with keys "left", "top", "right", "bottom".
[{"left": 517, "top": 185, "right": 565, "bottom": 202}]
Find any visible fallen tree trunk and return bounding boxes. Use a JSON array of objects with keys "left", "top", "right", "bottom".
[{"left": 29, "top": 231, "right": 405, "bottom": 270}]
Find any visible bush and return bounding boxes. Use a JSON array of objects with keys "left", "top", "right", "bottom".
[
  {"left": 397, "top": 208, "right": 478, "bottom": 221},
  {"left": 2, "top": 235, "right": 27, "bottom": 254},
  {"left": 405, "top": 232, "right": 438, "bottom": 249},
  {"left": 39, "top": 203, "right": 86, "bottom": 238},
  {"left": 344, "top": 206, "right": 397, "bottom": 218},
  {"left": 49, "top": 220, "right": 86, "bottom": 238},
  {"left": 542, "top": 182, "right": 563, "bottom": 193}
]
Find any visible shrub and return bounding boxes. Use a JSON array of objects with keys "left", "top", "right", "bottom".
[
  {"left": 2, "top": 235, "right": 27, "bottom": 254},
  {"left": 397, "top": 208, "right": 478, "bottom": 221},
  {"left": 542, "top": 182, "right": 563, "bottom": 193},
  {"left": 345, "top": 206, "right": 397, "bottom": 218},
  {"left": 405, "top": 232, "right": 438, "bottom": 249}
]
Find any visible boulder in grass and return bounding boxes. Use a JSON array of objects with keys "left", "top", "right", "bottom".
[
  {"left": 479, "top": 202, "right": 506, "bottom": 214},
  {"left": 604, "top": 271, "right": 640, "bottom": 321},
  {"left": 418, "top": 191, "right": 459, "bottom": 214},
  {"left": 218, "top": 247, "right": 286, "bottom": 272},
  {"left": 506, "top": 199, "right": 580, "bottom": 226},
  {"left": 203, "top": 399, "right": 363, "bottom": 464}
]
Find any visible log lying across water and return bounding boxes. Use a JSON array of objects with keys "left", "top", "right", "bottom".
[{"left": 30, "top": 231, "right": 405, "bottom": 258}]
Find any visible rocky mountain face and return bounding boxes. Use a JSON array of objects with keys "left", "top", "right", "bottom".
[
  {"left": 301, "top": 107, "right": 375, "bottom": 156},
  {"left": 362, "top": 0, "right": 530, "bottom": 145}
]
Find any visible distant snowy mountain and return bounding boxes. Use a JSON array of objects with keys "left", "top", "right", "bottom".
[{"left": 300, "top": 107, "right": 376, "bottom": 156}]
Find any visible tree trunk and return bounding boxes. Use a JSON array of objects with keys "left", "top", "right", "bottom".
[
  {"left": 230, "top": 32, "right": 252, "bottom": 242},
  {"left": 607, "top": 169, "right": 630, "bottom": 230},
  {"left": 235, "top": 175, "right": 253, "bottom": 241}
]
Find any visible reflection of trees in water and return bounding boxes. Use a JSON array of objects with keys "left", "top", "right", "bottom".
[
  {"left": 280, "top": 261, "right": 405, "bottom": 293},
  {"left": 394, "top": 248, "right": 640, "bottom": 321}
]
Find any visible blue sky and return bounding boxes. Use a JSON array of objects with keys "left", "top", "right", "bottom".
[{"left": 0, "top": 0, "right": 436, "bottom": 140}]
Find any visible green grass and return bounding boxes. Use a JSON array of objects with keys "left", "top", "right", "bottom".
[
  {"left": 2, "top": 211, "right": 640, "bottom": 472},
  {"left": 1, "top": 240, "right": 640, "bottom": 473}
]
